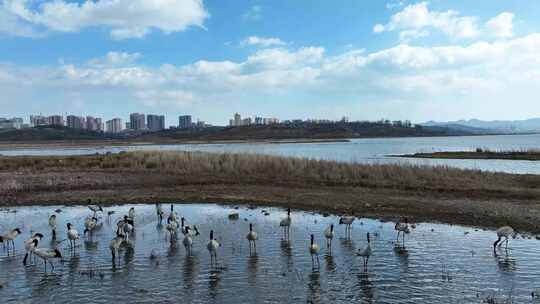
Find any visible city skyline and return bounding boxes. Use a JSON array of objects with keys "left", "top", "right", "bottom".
[{"left": 1, "top": 1, "right": 540, "bottom": 125}]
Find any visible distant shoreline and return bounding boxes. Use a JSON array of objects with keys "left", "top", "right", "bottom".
[{"left": 391, "top": 150, "right": 540, "bottom": 161}]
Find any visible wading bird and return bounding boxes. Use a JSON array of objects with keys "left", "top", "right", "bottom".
[
  {"left": 156, "top": 203, "right": 164, "bottom": 222},
  {"left": 168, "top": 205, "right": 178, "bottom": 223},
  {"left": 88, "top": 204, "right": 103, "bottom": 217},
  {"left": 48, "top": 214, "right": 57, "bottom": 239},
  {"left": 395, "top": 218, "right": 410, "bottom": 246},
  {"left": 207, "top": 230, "right": 221, "bottom": 267},
  {"left": 31, "top": 239, "right": 62, "bottom": 272},
  {"left": 357, "top": 233, "right": 372, "bottom": 271},
  {"left": 0, "top": 228, "right": 21, "bottom": 250},
  {"left": 280, "top": 208, "right": 292, "bottom": 239},
  {"left": 118, "top": 216, "right": 134, "bottom": 241},
  {"left": 181, "top": 218, "right": 200, "bottom": 237},
  {"left": 84, "top": 217, "right": 99, "bottom": 237},
  {"left": 67, "top": 223, "right": 80, "bottom": 249},
  {"left": 246, "top": 223, "right": 258, "bottom": 254},
  {"left": 309, "top": 234, "right": 321, "bottom": 270},
  {"left": 339, "top": 211, "right": 355, "bottom": 238},
  {"left": 166, "top": 217, "right": 179, "bottom": 241},
  {"left": 110, "top": 231, "right": 125, "bottom": 262},
  {"left": 23, "top": 232, "right": 44, "bottom": 265},
  {"left": 128, "top": 207, "right": 135, "bottom": 222},
  {"left": 324, "top": 224, "right": 335, "bottom": 252},
  {"left": 493, "top": 226, "right": 515, "bottom": 251},
  {"left": 183, "top": 227, "right": 193, "bottom": 256}
]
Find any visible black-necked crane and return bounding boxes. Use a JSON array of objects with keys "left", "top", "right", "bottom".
[
  {"left": 119, "top": 215, "right": 134, "bottom": 241},
  {"left": 31, "top": 239, "right": 62, "bottom": 272},
  {"left": 357, "top": 232, "right": 372, "bottom": 270},
  {"left": 395, "top": 218, "right": 410, "bottom": 246},
  {"left": 183, "top": 226, "right": 193, "bottom": 256},
  {"left": 67, "top": 223, "right": 80, "bottom": 249},
  {"left": 48, "top": 214, "right": 57, "bottom": 239},
  {"left": 207, "top": 230, "right": 221, "bottom": 267},
  {"left": 169, "top": 205, "right": 178, "bottom": 223},
  {"left": 181, "top": 217, "right": 200, "bottom": 237},
  {"left": 88, "top": 203, "right": 103, "bottom": 217},
  {"left": 279, "top": 208, "right": 292, "bottom": 239},
  {"left": 84, "top": 217, "right": 98, "bottom": 237},
  {"left": 246, "top": 223, "right": 258, "bottom": 254},
  {"left": 156, "top": 203, "right": 164, "bottom": 222},
  {"left": 23, "top": 232, "right": 44, "bottom": 265},
  {"left": 128, "top": 207, "right": 135, "bottom": 222},
  {"left": 309, "top": 234, "right": 321, "bottom": 269},
  {"left": 494, "top": 226, "right": 515, "bottom": 251},
  {"left": 110, "top": 230, "right": 125, "bottom": 262},
  {"left": 0, "top": 228, "right": 21, "bottom": 250},
  {"left": 324, "top": 224, "right": 335, "bottom": 252},
  {"left": 339, "top": 211, "right": 355, "bottom": 238},
  {"left": 166, "top": 217, "right": 179, "bottom": 241}
]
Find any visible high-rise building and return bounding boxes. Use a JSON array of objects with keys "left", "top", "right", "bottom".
[
  {"left": 47, "top": 115, "right": 64, "bottom": 126},
  {"left": 178, "top": 115, "right": 193, "bottom": 129},
  {"left": 86, "top": 116, "right": 103, "bottom": 131},
  {"left": 254, "top": 117, "right": 263, "bottom": 125},
  {"left": 66, "top": 115, "right": 86, "bottom": 129},
  {"left": 130, "top": 113, "right": 146, "bottom": 130},
  {"left": 106, "top": 118, "right": 123, "bottom": 134},
  {"left": 242, "top": 118, "right": 252, "bottom": 126},
  {"left": 30, "top": 115, "right": 48, "bottom": 127},
  {"left": 147, "top": 114, "right": 165, "bottom": 131},
  {"left": 0, "top": 117, "right": 23, "bottom": 129},
  {"left": 234, "top": 113, "right": 241, "bottom": 127}
]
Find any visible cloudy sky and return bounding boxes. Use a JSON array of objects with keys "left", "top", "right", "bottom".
[{"left": 1, "top": 0, "right": 540, "bottom": 126}]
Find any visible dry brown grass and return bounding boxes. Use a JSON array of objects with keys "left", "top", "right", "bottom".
[{"left": 0, "top": 151, "right": 538, "bottom": 196}]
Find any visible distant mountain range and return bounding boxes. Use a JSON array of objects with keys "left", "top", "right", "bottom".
[{"left": 422, "top": 118, "right": 540, "bottom": 134}]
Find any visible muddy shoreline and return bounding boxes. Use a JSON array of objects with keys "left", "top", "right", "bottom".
[{"left": 1, "top": 151, "right": 539, "bottom": 234}]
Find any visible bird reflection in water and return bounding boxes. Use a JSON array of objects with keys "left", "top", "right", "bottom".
[
  {"left": 208, "top": 269, "right": 222, "bottom": 300},
  {"left": 325, "top": 254, "right": 336, "bottom": 273},
  {"left": 307, "top": 271, "right": 322, "bottom": 304},
  {"left": 183, "top": 255, "right": 198, "bottom": 291},
  {"left": 340, "top": 238, "right": 356, "bottom": 255},
  {"left": 358, "top": 272, "right": 375, "bottom": 303},
  {"left": 280, "top": 240, "right": 294, "bottom": 272},
  {"left": 248, "top": 254, "right": 259, "bottom": 287},
  {"left": 494, "top": 250, "right": 517, "bottom": 273}
]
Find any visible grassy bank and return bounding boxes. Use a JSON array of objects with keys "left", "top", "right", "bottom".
[
  {"left": 397, "top": 148, "right": 540, "bottom": 161},
  {"left": 1, "top": 151, "right": 540, "bottom": 232}
]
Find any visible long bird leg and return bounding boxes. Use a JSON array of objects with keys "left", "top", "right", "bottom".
[{"left": 317, "top": 255, "right": 320, "bottom": 269}]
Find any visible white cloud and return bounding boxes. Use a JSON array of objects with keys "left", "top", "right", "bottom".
[
  {"left": 373, "top": 2, "right": 480, "bottom": 40},
  {"left": 386, "top": 1, "right": 405, "bottom": 10},
  {"left": 0, "top": 0, "right": 209, "bottom": 39},
  {"left": 4, "top": 34, "right": 540, "bottom": 121},
  {"left": 241, "top": 36, "right": 287, "bottom": 47},
  {"left": 88, "top": 52, "right": 142, "bottom": 67},
  {"left": 486, "top": 12, "right": 514, "bottom": 39}
]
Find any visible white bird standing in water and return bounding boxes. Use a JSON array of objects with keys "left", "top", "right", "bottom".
[
  {"left": 88, "top": 204, "right": 103, "bottom": 217},
  {"left": 67, "top": 223, "right": 80, "bottom": 249},
  {"left": 339, "top": 211, "right": 355, "bottom": 238},
  {"left": 0, "top": 228, "right": 21, "bottom": 250},
  {"left": 207, "top": 230, "right": 221, "bottom": 267},
  {"left": 23, "top": 232, "right": 44, "bottom": 265},
  {"left": 493, "top": 226, "right": 515, "bottom": 250},
  {"left": 166, "top": 217, "right": 179, "bottom": 241},
  {"left": 309, "top": 234, "right": 321, "bottom": 269},
  {"left": 84, "top": 217, "right": 99, "bottom": 237},
  {"left": 169, "top": 205, "right": 178, "bottom": 223},
  {"left": 128, "top": 207, "right": 135, "bottom": 222},
  {"left": 395, "top": 218, "right": 410, "bottom": 246},
  {"left": 48, "top": 214, "right": 57, "bottom": 239},
  {"left": 246, "top": 223, "right": 258, "bottom": 254},
  {"left": 156, "top": 203, "right": 164, "bottom": 222},
  {"left": 183, "top": 226, "right": 193, "bottom": 256},
  {"left": 357, "top": 232, "right": 372, "bottom": 270},
  {"left": 110, "top": 230, "right": 125, "bottom": 262},
  {"left": 324, "top": 224, "right": 335, "bottom": 252},
  {"left": 279, "top": 208, "right": 292, "bottom": 239},
  {"left": 31, "top": 239, "right": 62, "bottom": 272},
  {"left": 181, "top": 218, "right": 200, "bottom": 237}
]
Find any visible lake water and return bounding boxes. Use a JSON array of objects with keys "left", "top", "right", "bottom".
[
  {"left": 1, "top": 204, "right": 539, "bottom": 303},
  {"left": 1, "top": 134, "right": 539, "bottom": 174}
]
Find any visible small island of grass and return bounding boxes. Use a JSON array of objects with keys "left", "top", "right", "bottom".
[{"left": 395, "top": 148, "right": 540, "bottom": 161}]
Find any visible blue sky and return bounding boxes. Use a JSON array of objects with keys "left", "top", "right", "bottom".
[{"left": 1, "top": 0, "right": 540, "bottom": 126}]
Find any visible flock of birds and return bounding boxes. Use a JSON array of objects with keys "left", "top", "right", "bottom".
[{"left": 0, "top": 203, "right": 518, "bottom": 273}]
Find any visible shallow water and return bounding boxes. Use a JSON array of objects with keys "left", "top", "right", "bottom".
[
  {"left": 1, "top": 204, "right": 539, "bottom": 303},
  {"left": 1, "top": 134, "right": 540, "bottom": 174}
]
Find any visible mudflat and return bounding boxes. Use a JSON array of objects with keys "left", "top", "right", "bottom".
[{"left": 1, "top": 151, "right": 539, "bottom": 233}]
